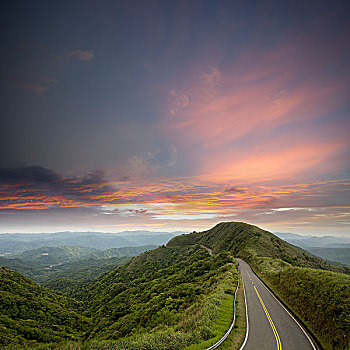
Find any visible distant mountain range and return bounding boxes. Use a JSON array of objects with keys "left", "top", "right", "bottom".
[
  {"left": 274, "top": 232, "right": 350, "bottom": 266},
  {"left": 274, "top": 232, "right": 350, "bottom": 247},
  {"left": 0, "top": 230, "right": 183, "bottom": 254},
  {"left": 0, "top": 244, "right": 157, "bottom": 294}
]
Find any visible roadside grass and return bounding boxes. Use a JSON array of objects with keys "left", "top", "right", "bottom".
[
  {"left": 260, "top": 266, "right": 350, "bottom": 350},
  {"left": 219, "top": 275, "right": 246, "bottom": 350},
  {"left": 183, "top": 293, "right": 234, "bottom": 350}
]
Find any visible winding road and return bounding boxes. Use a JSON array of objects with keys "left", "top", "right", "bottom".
[{"left": 237, "top": 259, "right": 316, "bottom": 350}]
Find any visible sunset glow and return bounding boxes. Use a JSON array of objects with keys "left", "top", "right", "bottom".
[{"left": 1, "top": 1, "right": 349, "bottom": 235}]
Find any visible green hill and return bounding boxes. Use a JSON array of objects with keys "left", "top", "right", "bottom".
[
  {"left": 77, "top": 244, "right": 238, "bottom": 345},
  {"left": 167, "top": 221, "right": 348, "bottom": 273},
  {"left": 0, "top": 266, "right": 90, "bottom": 346},
  {"left": 8, "top": 245, "right": 99, "bottom": 265},
  {"left": 0, "top": 245, "right": 157, "bottom": 295},
  {"left": 0, "top": 242, "right": 239, "bottom": 349},
  {"left": 37, "top": 256, "right": 132, "bottom": 295},
  {"left": 86, "top": 245, "right": 157, "bottom": 259},
  {"left": 168, "top": 222, "right": 350, "bottom": 349}
]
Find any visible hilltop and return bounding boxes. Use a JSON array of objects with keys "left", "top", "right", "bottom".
[{"left": 168, "top": 222, "right": 348, "bottom": 273}]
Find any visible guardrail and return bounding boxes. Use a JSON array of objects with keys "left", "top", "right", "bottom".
[{"left": 205, "top": 273, "right": 240, "bottom": 350}]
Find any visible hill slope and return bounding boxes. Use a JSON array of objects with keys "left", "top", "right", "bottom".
[
  {"left": 1, "top": 241, "right": 239, "bottom": 349},
  {"left": 168, "top": 221, "right": 348, "bottom": 273},
  {"left": 0, "top": 266, "right": 90, "bottom": 346},
  {"left": 77, "top": 244, "right": 238, "bottom": 344},
  {"left": 1, "top": 222, "right": 348, "bottom": 349},
  {"left": 168, "top": 222, "right": 349, "bottom": 349},
  {"left": 8, "top": 245, "right": 99, "bottom": 265},
  {"left": 0, "top": 245, "right": 157, "bottom": 295}
]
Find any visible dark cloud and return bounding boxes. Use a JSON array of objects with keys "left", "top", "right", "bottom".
[
  {"left": 224, "top": 186, "right": 246, "bottom": 194},
  {"left": 0, "top": 166, "right": 61, "bottom": 184},
  {"left": 0, "top": 166, "right": 116, "bottom": 207},
  {"left": 118, "top": 176, "right": 130, "bottom": 182}
]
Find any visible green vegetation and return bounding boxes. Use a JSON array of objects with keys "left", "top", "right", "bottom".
[
  {"left": 168, "top": 222, "right": 350, "bottom": 349},
  {"left": 219, "top": 276, "right": 247, "bottom": 350},
  {"left": 0, "top": 245, "right": 156, "bottom": 294},
  {"left": 168, "top": 222, "right": 348, "bottom": 273},
  {"left": 85, "top": 245, "right": 157, "bottom": 259},
  {"left": 78, "top": 245, "right": 237, "bottom": 343},
  {"left": 38, "top": 256, "right": 131, "bottom": 294},
  {"left": 1, "top": 243, "right": 239, "bottom": 349},
  {"left": 0, "top": 266, "right": 90, "bottom": 346},
  {"left": 262, "top": 266, "right": 350, "bottom": 350},
  {"left": 2, "top": 221, "right": 349, "bottom": 349},
  {"left": 8, "top": 245, "right": 98, "bottom": 265}
]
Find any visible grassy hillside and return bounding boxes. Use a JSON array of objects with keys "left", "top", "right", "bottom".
[
  {"left": 86, "top": 245, "right": 157, "bottom": 259},
  {"left": 1, "top": 242, "right": 239, "bottom": 349},
  {"left": 168, "top": 222, "right": 348, "bottom": 273},
  {"left": 168, "top": 222, "right": 350, "bottom": 349},
  {"left": 0, "top": 266, "right": 90, "bottom": 346},
  {"left": 77, "top": 245, "right": 237, "bottom": 344},
  {"left": 1, "top": 221, "right": 348, "bottom": 349},
  {"left": 263, "top": 266, "right": 350, "bottom": 350}
]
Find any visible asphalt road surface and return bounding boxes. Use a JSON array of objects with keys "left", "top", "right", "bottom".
[{"left": 237, "top": 259, "right": 316, "bottom": 350}]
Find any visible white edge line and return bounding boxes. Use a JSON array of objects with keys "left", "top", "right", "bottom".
[
  {"left": 255, "top": 270, "right": 317, "bottom": 350},
  {"left": 238, "top": 279, "right": 249, "bottom": 350}
]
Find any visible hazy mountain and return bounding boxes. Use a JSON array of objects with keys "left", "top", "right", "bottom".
[
  {"left": 305, "top": 248, "right": 350, "bottom": 266},
  {"left": 274, "top": 232, "right": 350, "bottom": 265},
  {"left": 0, "top": 231, "right": 181, "bottom": 254},
  {"left": 274, "top": 232, "right": 350, "bottom": 248},
  {"left": 8, "top": 246, "right": 99, "bottom": 265},
  {"left": 0, "top": 245, "right": 158, "bottom": 294}
]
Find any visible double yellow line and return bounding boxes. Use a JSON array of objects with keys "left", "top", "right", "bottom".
[{"left": 254, "top": 286, "right": 282, "bottom": 350}]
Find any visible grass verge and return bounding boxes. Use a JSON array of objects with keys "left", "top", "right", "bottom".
[
  {"left": 219, "top": 275, "right": 246, "bottom": 350},
  {"left": 254, "top": 261, "right": 350, "bottom": 350},
  {"left": 183, "top": 293, "right": 234, "bottom": 350}
]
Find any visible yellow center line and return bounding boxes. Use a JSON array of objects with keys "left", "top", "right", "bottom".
[{"left": 254, "top": 286, "right": 282, "bottom": 350}]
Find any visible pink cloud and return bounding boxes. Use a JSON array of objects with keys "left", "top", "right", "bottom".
[{"left": 161, "top": 35, "right": 350, "bottom": 184}]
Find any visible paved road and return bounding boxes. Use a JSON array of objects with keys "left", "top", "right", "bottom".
[{"left": 237, "top": 259, "right": 316, "bottom": 350}]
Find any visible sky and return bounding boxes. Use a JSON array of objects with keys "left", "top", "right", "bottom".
[{"left": 0, "top": 0, "right": 349, "bottom": 235}]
